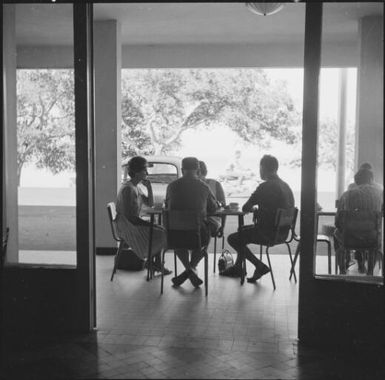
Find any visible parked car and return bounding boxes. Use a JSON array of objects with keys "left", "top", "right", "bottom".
[{"left": 121, "top": 155, "right": 182, "bottom": 208}]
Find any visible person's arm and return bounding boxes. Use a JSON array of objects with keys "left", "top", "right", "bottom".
[
  {"left": 164, "top": 184, "right": 171, "bottom": 209},
  {"left": 242, "top": 185, "right": 261, "bottom": 213},
  {"left": 216, "top": 181, "right": 226, "bottom": 207},
  {"left": 207, "top": 189, "right": 219, "bottom": 214},
  {"left": 140, "top": 179, "right": 154, "bottom": 207}
]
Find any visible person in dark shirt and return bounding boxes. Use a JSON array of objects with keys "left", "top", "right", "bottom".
[
  {"left": 165, "top": 157, "right": 219, "bottom": 288},
  {"left": 221, "top": 154, "right": 294, "bottom": 282}
]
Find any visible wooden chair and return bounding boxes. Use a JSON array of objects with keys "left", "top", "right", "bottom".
[
  {"left": 290, "top": 234, "right": 332, "bottom": 277},
  {"left": 107, "top": 202, "right": 129, "bottom": 281},
  {"left": 339, "top": 210, "right": 382, "bottom": 275},
  {"left": 161, "top": 209, "right": 209, "bottom": 296},
  {"left": 251, "top": 207, "right": 298, "bottom": 290},
  {"left": 107, "top": 202, "right": 153, "bottom": 281}
]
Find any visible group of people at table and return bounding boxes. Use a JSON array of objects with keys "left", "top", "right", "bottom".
[{"left": 115, "top": 154, "right": 383, "bottom": 289}]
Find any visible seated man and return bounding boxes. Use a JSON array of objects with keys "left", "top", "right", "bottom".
[
  {"left": 222, "top": 155, "right": 295, "bottom": 283},
  {"left": 116, "top": 156, "right": 171, "bottom": 275},
  {"left": 165, "top": 157, "right": 219, "bottom": 288},
  {"left": 334, "top": 168, "right": 383, "bottom": 274}
]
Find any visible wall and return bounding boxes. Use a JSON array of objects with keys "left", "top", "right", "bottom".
[{"left": 17, "top": 41, "right": 358, "bottom": 69}]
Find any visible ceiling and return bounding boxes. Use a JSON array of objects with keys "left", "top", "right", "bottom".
[{"left": 14, "top": 2, "right": 383, "bottom": 46}]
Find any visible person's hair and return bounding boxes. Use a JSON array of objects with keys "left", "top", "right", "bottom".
[
  {"left": 128, "top": 156, "right": 148, "bottom": 178},
  {"left": 359, "top": 162, "right": 372, "bottom": 171},
  {"left": 199, "top": 161, "right": 208, "bottom": 176},
  {"left": 182, "top": 156, "right": 199, "bottom": 171},
  {"left": 354, "top": 168, "right": 373, "bottom": 185},
  {"left": 260, "top": 154, "right": 279, "bottom": 173}
]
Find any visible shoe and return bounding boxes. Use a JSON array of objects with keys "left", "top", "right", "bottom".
[
  {"left": 247, "top": 267, "right": 271, "bottom": 283},
  {"left": 188, "top": 269, "right": 203, "bottom": 288},
  {"left": 219, "top": 264, "right": 243, "bottom": 277},
  {"left": 146, "top": 261, "right": 172, "bottom": 276},
  {"left": 171, "top": 270, "right": 190, "bottom": 287}
]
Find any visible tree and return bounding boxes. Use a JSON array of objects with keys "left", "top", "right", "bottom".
[
  {"left": 121, "top": 69, "right": 301, "bottom": 156},
  {"left": 17, "top": 69, "right": 75, "bottom": 185}
]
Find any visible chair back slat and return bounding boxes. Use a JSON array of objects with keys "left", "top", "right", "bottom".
[
  {"left": 162, "top": 209, "right": 203, "bottom": 250},
  {"left": 163, "top": 209, "right": 202, "bottom": 231},
  {"left": 341, "top": 210, "right": 381, "bottom": 249},
  {"left": 272, "top": 207, "right": 298, "bottom": 245},
  {"left": 107, "top": 202, "right": 121, "bottom": 242}
]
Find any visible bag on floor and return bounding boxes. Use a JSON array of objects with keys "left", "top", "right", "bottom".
[
  {"left": 218, "top": 249, "right": 234, "bottom": 274},
  {"left": 117, "top": 248, "right": 145, "bottom": 271}
]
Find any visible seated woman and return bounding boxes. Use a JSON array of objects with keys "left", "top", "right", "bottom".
[
  {"left": 116, "top": 156, "right": 171, "bottom": 275},
  {"left": 198, "top": 160, "right": 226, "bottom": 236}
]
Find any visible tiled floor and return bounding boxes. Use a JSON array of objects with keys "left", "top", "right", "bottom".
[{"left": 2, "top": 253, "right": 385, "bottom": 379}]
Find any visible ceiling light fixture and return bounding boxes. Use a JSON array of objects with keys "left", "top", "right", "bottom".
[{"left": 245, "top": 2, "right": 284, "bottom": 16}]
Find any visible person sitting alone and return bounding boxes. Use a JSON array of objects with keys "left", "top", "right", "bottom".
[
  {"left": 347, "top": 162, "right": 383, "bottom": 193},
  {"left": 116, "top": 156, "right": 171, "bottom": 275},
  {"left": 221, "top": 154, "right": 295, "bottom": 283},
  {"left": 334, "top": 168, "right": 383, "bottom": 274},
  {"left": 165, "top": 157, "right": 219, "bottom": 288}
]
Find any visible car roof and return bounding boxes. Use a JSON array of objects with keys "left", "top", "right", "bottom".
[{"left": 121, "top": 155, "right": 182, "bottom": 167}]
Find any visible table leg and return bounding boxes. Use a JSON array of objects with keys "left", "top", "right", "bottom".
[{"left": 147, "top": 214, "right": 154, "bottom": 281}]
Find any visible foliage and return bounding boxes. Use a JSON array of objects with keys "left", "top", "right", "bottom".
[
  {"left": 121, "top": 69, "right": 301, "bottom": 156},
  {"left": 17, "top": 69, "right": 75, "bottom": 184},
  {"left": 288, "top": 118, "right": 355, "bottom": 174}
]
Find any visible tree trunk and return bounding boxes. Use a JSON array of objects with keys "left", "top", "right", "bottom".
[{"left": 17, "top": 164, "right": 23, "bottom": 187}]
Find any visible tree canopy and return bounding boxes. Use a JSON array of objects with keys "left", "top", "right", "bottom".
[
  {"left": 121, "top": 68, "right": 301, "bottom": 158},
  {"left": 16, "top": 69, "right": 75, "bottom": 184}
]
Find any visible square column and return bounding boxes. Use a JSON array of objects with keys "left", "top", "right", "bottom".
[
  {"left": 94, "top": 20, "right": 122, "bottom": 252},
  {"left": 3, "top": 5, "right": 19, "bottom": 263},
  {"left": 356, "top": 16, "right": 383, "bottom": 185}
]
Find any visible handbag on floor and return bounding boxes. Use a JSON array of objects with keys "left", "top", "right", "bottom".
[
  {"left": 218, "top": 249, "right": 234, "bottom": 274},
  {"left": 117, "top": 248, "right": 145, "bottom": 271}
]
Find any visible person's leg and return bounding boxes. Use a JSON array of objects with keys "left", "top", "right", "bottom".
[
  {"left": 228, "top": 226, "right": 270, "bottom": 272},
  {"left": 190, "top": 226, "right": 210, "bottom": 268},
  {"left": 149, "top": 226, "right": 171, "bottom": 274},
  {"left": 174, "top": 249, "right": 190, "bottom": 269},
  {"left": 171, "top": 248, "right": 191, "bottom": 287}
]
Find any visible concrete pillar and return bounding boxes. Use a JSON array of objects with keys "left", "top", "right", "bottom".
[
  {"left": 355, "top": 16, "right": 383, "bottom": 185},
  {"left": 336, "top": 68, "right": 348, "bottom": 197},
  {"left": 3, "top": 5, "right": 19, "bottom": 263},
  {"left": 94, "top": 20, "right": 122, "bottom": 252}
]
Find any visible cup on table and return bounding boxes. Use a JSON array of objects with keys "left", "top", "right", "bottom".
[{"left": 229, "top": 202, "right": 239, "bottom": 210}]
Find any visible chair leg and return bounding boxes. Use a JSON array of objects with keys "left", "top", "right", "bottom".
[
  {"left": 161, "top": 249, "right": 166, "bottom": 295},
  {"left": 213, "top": 236, "right": 217, "bottom": 273},
  {"left": 110, "top": 243, "right": 123, "bottom": 282},
  {"left": 204, "top": 250, "right": 208, "bottom": 296},
  {"left": 290, "top": 241, "right": 300, "bottom": 281},
  {"left": 265, "top": 247, "right": 276, "bottom": 290},
  {"left": 174, "top": 251, "right": 178, "bottom": 277},
  {"left": 286, "top": 242, "right": 297, "bottom": 283}
]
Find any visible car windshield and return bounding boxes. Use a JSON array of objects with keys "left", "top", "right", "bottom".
[{"left": 147, "top": 163, "right": 178, "bottom": 184}]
